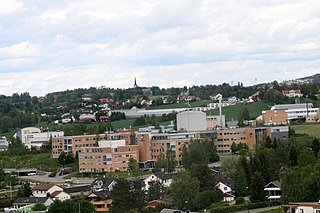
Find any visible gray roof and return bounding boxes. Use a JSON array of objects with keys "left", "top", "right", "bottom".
[
  {"left": 13, "top": 197, "right": 50, "bottom": 205},
  {"left": 90, "top": 178, "right": 115, "bottom": 190},
  {"left": 265, "top": 180, "right": 281, "bottom": 188},
  {"left": 88, "top": 190, "right": 111, "bottom": 200},
  {"left": 154, "top": 172, "right": 177, "bottom": 181}
]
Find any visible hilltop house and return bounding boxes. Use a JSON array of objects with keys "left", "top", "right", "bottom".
[{"left": 282, "top": 89, "right": 303, "bottom": 98}]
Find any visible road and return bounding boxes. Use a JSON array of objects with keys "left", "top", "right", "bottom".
[
  {"left": 20, "top": 172, "right": 94, "bottom": 184},
  {"left": 236, "top": 205, "right": 281, "bottom": 213}
]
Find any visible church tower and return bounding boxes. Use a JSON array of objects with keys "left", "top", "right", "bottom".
[{"left": 134, "top": 77, "right": 138, "bottom": 88}]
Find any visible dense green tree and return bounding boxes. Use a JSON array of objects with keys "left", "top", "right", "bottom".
[
  {"left": 128, "top": 157, "right": 140, "bottom": 177},
  {"left": 148, "top": 181, "right": 164, "bottom": 201},
  {"left": 182, "top": 140, "right": 208, "bottom": 169},
  {"left": 249, "top": 172, "right": 266, "bottom": 203},
  {"left": 170, "top": 171, "right": 199, "bottom": 210},
  {"left": 311, "top": 138, "right": 320, "bottom": 158},
  {"left": 17, "top": 182, "right": 32, "bottom": 197},
  {"left": 32, "top": 203, "right": 47, "bottom": 211},
  {"left": 190, "top": 163, "right": 214, "bottom": 191},
  {"left": 111, "top": 179, "right": 145, "bottom": 213},
  {"left": 237, "top": 112, "right": 245, "bottom": 127},
  {"left": 196, "top": 189, "right": 223, "bottom": 210},
  {"left": 234, "top": 166, "right": 248, "bottom": 197},
  {"left": 298, "top": 147, "right": 316, "bottom": 167},
  {"left": 242, "top": 107, "right": 250, "bottom": 121},
  {"left": 48, "top": 198, "right": 96, "bottom": 213}
]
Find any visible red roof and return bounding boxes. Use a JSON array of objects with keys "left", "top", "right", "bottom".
[
  {"left": 147, "top": 200, "right": 162, "bottom": 207},
  {"left": 99, "top": 115, "right": 109, "bottom": 119},
  {"left": 282, "top": 89, "right": 301, "bottom": 94},
  {"left": 99, "top": 98, "right": 109, "bottom": 103}
]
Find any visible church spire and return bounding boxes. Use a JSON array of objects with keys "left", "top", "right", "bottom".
[{"left": 134, "top": 77, "right": 138, "bottom": 88}]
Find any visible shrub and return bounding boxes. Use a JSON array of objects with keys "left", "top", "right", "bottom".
[{"left": 235, "top": 197, "right": 245, "bottom": 205}]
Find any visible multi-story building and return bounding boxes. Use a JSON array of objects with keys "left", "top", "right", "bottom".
[
  {"left": 78, "top": 140, "right": 139, "bottom": 173},
  {"left": 137, "top": 131, "right": 197, "bottom": 165},
  {"left": 137, "top": 126, "right": 289, "bottom": 163},
  {"left": 15, "top": 127, "right": 64, "bottom": 149},
  {"left": 52, "top": 131, "right": 134, "bottom": 158},
  {"left": 262, "top": 103, "right": 319, "bottom": 125}
]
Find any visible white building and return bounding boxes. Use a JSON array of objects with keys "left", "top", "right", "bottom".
[
  {"left": 32, "top": 184, "right": 64, "bottom": 198},
  {"left": 177, "top": 111, "right": 206, "bottom": 131},
  {"left": 215, "top": 181, "right": 235, "bottom": 202},
  {"left": 264, "top": 180, "right": 281, "bottom": 200},
  {"left": 50, "top": 191, "right": 71, "bottom": 202},
  {"left": 15, "top": 127, "right": 64, "bottom": 149},
  {"left": 283, "top": 202, "right": 320, "bottom": 213},
  {"left": 143, "top": 172, "right": 177, "bottom": 191},
  {"left": 0, "top": 136, "right": 8, "bottom": 151}
]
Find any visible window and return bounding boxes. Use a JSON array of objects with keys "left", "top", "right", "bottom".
[{"left": 300, "top": 209, "right": 304, "bottom": 213}]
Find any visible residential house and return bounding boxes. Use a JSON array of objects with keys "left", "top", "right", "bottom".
[
  {"left": 90, "top": 178, "right": 116, "bottom": 192},
  {"left": 250, "top": 91, "right": 262, "bottom": 102},
  {"left": 12, "top": 197, "right": 53, "bottom": 209},
  {"left": 0, "top": 136, "right": 8, "bottom": 151},
  {"left": 143, "top": 172, "right": 177, "bottom": 191},
  {"left": 87, "top": 178, "right": 115, "bottom": 212},
  {"left": 264, "top": 180, "right": 281, "bottom": 200},
  {"left": 50, "top": 191, "right": 71, "bottom": 202},
  {"left": 87, "top": 190, "right": 112, "bottom": 213},
  {"left": 82, "top": 94, "right": 93, "bottom": 102},
  {"left": 282, "top": 89, "right": 303, "bottom": 98},
  {"left": 215, "top": 181, "right": 235, "bottom": 202},
  {"left": 32, "top": 184, "right": 63, "bottom": 198},
  {"left": 282, "top": 202, "right": 320, "bottom": 213}
]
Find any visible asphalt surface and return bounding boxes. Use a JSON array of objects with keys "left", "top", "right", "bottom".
[
  {"left": 235, "top": 205, "right": 281, "bottom": 213},
  {"left": 20, "top": 171, "right": 94, "bottom": 184}
]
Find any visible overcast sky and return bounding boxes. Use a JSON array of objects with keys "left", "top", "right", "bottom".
[{"left": 0, "top": 0, "right": 320, "bottom": 96}]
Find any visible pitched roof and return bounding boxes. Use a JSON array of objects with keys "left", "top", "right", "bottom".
[
  {"left": 88, "top": 190, "right": 111, "bottom": 200},
  {"left": 154, "top": 172, "right": 177, "bottom": 181},
  {"left": 265, "top": 180, "right": 281, "bottom": 188},
  {"left": 32, "top": 184, "right": 54, "bottom": 191},
  {"left": 13, "top": 197, "right": 50, "bottom": 204},
  {"left": 90, "top": 178, "right": 115, "bottom": 189},
  {"left": 50, "top": 191, "right": 69, "bottom": 197}
]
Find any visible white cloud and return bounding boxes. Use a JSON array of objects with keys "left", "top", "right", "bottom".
[
  {"left": 0, "top": 0, "right": 23, "bottom": 14},
  {"left": 0, "top": 0, "right": 319, "bottom": 96}
]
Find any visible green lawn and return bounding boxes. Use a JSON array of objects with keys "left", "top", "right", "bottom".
[
  {"left": 147, "top": 100, "right": 212, "bottom": 110},
  {"left": 0, "top": 153, "right": 61, "bottom": 170},
  {"left": 290, "top": 123, "right": 320, "bottom": 139},
  {"left": 206, "top": 101, "right": 271, "bottom": 121},
  {"left": 259, "top": 208, "right": 282, "bottom": 213}
]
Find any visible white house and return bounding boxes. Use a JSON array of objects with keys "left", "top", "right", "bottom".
[
  {"left": 215, "top": 181, "right": 235, "bottom": 202},
  {"left": 50, "top": 191, "right": 71, "bottom": 202},
  {"left": 283, "top": 202, "right": 320, "bottom": 213},
  {"left": 144, "top": 172, "right": 177, "bottom": 191},
  {"left": 264, "top": 180, "right": 281, "bottom": 200},
  {"left": 32, "top": 184, "right": 63, "bottom": 198}
]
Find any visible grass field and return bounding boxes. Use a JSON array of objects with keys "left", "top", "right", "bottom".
[
  {"left": 259, "top": 208, "right": 282, "bottom": 213},
  {"left": 147, "top": 100, "right": 212, "bottom": 110},
  {"left": 206, "top": 101, "right": 271, "bottom": 121},
  {"left": 290, "top": 123, "right": 320, "bottom": 139},
  {"left": 0, "top": 153, "right": 61, "bottom": 170}
]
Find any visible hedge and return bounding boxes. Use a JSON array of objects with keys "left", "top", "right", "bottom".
[{"left": 208, "top": 200, "right": 281, "bottom": 213}]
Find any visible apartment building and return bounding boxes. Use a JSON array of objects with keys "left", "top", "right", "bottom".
[
  {"left": 137, "top": 126, "right": 289, "bottom": 164},
  {"left": 52, "top": 131, "right": 134, "bottom": 158},
  {"left": 78, "top": 140, "right": 139, "bottom": 173},
  {"left": 137, "top": 132, "right": 198, "bottom": 165}
]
